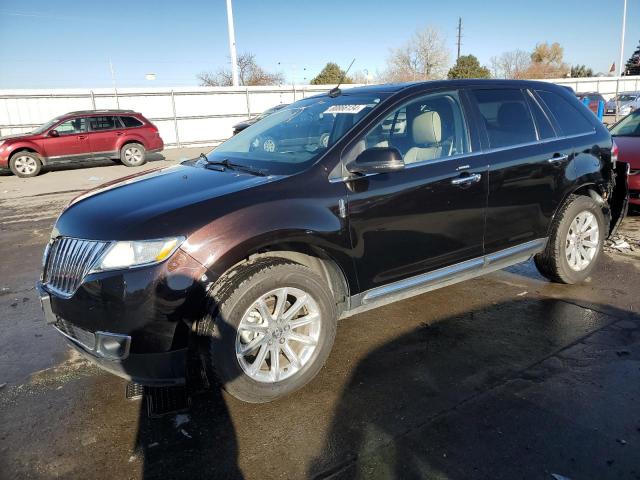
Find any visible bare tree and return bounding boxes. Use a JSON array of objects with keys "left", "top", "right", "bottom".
[
  {"left": 382, "top": 26, "right": 450, "bottom": 82},
  {"left": 523, "top": 42, "right": 569, "bottom": 79},
  {"left": 197, "top": 52, "right": 284, "bottom": 86},
  {"left": 491, "top": 49, "right": 531, "bottom": 79}
]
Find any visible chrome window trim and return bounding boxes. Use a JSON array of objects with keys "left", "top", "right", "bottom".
[{"left": 330, "top": 131, "right": 594, "bottom": 183}]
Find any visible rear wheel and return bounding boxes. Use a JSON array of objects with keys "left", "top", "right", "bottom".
[
  {"left": 534, "top": 195, "right": 605, "bottom": 284},
  {"left": 120, "top": 143, "right": 146, "bottom": 167},
  {"left": 10, "top": 152, "right": 42, "bottom": 178},
  {"left": 198, "top": 259, "right": 337, "bottom": 403}
]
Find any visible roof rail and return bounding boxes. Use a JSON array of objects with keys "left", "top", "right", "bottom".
[{"left": 65, "top": 109, "right": 136, "bottom": 115}]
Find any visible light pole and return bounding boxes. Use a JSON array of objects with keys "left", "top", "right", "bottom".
[
  {"left": 226, "top": 0, "right": 240, "bottom": 87},
  {"left": 615, "top": 0, "right": 628, "bottom": 122}
]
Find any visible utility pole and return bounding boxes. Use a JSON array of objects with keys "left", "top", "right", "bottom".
[
  {"left": 456, "top": 17, "right": 462, "bottom": 60},
  {"left": 225, "top": 0, "right": 239, "bottom": 87},
  {"left": 108, "top": 57, "right": 119, "bottom": 108},
  {"left": 615, "top": 0, "right": 627, "bottom": 122}
]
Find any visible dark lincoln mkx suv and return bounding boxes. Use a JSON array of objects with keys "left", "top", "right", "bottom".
[{"left": 37, "top": 80, "right": 628, "bottom": 403}]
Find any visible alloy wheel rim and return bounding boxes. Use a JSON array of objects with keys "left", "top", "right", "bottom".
[
  {"left": 565, "top": 210, "right": 599, "bottom": 271},
  {"left": 14, "top": 156, "right": 37, "bottom": 174},
  {"left": 236, "top": 287, "right": 321, "bottom": 383},
  {"left": 124, "top": 147, "right": 143, "bottom": 163}
]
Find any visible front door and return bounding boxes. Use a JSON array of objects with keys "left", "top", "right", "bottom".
[
  {"left": 344, "top": 90, "right": 487, "bottom": 293},
  {"left": 40, "top": 117, "right": 91, "bottom": 160}
]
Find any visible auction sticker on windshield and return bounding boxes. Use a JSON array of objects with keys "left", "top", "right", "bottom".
[{"left": 324, "top": 104, "right": 369, "bottom": 114}]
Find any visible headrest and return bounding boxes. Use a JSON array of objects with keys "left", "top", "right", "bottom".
[
  {"left": 412, "top": 110, "right": 442, "bottom": 144},
  {"left": 497, "top": 102, "right": 529, "bottom": 130}
]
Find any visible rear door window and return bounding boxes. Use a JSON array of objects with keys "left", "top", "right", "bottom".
[
  {"left": 471, "top": 89, "right": 537, "bottom": 148},
  {"left": 120, "top": 116, "right": 144, "bottom": 128},
  {"left": 525, "top": 91, "right": 556, "bottom": 140},
  {"left": 89, "top": 116, "right": 118, "bottom": 131},
  {"left": 535, "top": 90, "right": 595, "bottom": 136}
]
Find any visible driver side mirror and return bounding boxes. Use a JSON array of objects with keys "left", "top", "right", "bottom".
[
  {"left": 48, "top": 129, "right": 59, "bottom": 137},
  {"left": 346, "top": 147, "right": 404, "bottom": 175}
]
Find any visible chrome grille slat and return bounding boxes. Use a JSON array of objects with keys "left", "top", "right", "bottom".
[{"left": 43, "top": 237, "right": 110, "bottom": 298}]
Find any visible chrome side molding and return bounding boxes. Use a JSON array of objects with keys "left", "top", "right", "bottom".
[{"left": 343, "top": 238, "right": 547, "bottom": 318}]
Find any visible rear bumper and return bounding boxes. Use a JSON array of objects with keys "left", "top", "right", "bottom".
[{"left": 628, "top": 173, "right": 640, "bottom": 205}]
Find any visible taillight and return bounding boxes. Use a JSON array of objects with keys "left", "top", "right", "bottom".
[{"left": 611, "top": 140, "right": 619, "bottom": 167}]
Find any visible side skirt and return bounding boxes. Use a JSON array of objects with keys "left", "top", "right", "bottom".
[{"left": 341, "top": 238, "right": 547, "bottom": 319}]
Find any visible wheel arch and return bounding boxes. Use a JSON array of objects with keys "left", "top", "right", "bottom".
[
  {"left": 204, "top": 241, "right": 352, "bottom": 317},
  {"left": 550, "top": 182, "right": 613, "bottom": 237},
  {"left": 117, "top": 136, "right": 147, "bottom": 152}
]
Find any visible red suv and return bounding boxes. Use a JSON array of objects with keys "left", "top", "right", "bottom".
[{"left": 0, "top": 110, "right": 164, "bottom": 177}]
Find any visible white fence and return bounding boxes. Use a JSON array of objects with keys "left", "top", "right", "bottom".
[
  {"left": 1, "top": 76, "right": 639, "bottom": 148},
  {"left": 543, "top": 75, "right": 640, "bottom": 100},
  {"left": 0, "top": 84, "right": 354, "bottom": 148}
]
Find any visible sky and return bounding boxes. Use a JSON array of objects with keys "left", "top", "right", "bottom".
[{"left": 0, "top": 0, "right": 639, "bottom": 89}]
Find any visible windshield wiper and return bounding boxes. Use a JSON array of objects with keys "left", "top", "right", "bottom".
[{"left": 203, "top": 156, "right": 266, "bottom": 177}]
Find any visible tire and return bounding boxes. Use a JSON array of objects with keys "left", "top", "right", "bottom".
[
  {"left": 9, "top": 152, "right": 42, "bottom": 178},
  {"left": 198, "top": 259, "right": 337, "bottom": 403},
  {"left": 120, "top": 143, "right": 146, "bottom": 167},
  {"left": 534, "top": 195, "right": 606, "bottom": 284}
]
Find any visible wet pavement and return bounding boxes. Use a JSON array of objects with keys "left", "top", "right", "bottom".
[{"left": 1, "top": 160, "right": 639, "bottom": 479}]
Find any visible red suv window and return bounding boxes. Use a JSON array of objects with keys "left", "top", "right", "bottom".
[
  {"left": 89, "top": 116, "right": 118, "bottom": 131},
  {"left": 119, "top": 116, "right": 144, "bottom": 128}
]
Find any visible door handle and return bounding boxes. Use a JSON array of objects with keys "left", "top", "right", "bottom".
[
  {"left": 115, "top": 131, "right": 124, "bottom": 136},
  {"left": 547, "top": 154, "right": 569, "bottom": 163},
  {"left": 451, "top": 173, "right": 482, "bottom": 186},
  {"left": 77, "top": 135, "right": 87, "bottom": 140}
]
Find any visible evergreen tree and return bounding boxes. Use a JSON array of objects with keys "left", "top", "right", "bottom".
[
  {"left": 625, "top": 41, "right": 640, "bottom": 76},
  {"left": 447, "top": 55, "right": 491, "bottom": 79},
  {"left": 310, "top": 63, "right": 353, "bottom": 85}
]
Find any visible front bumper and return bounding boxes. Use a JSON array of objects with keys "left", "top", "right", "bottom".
[{"left": 36, "top": 248, "right": 207, "bottom": 385}]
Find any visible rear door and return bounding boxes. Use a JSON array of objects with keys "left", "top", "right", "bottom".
[
  {"left": 344, "top": 89, "right": 488, "bottom": 292},
  {"left": 40, "top": 117, "right": 91, "bottom": 160},
  {"left": 87, "top": 115, "right": 122, "bottom": 157},
  {"left": 469, "top": 87, "right": 574, "bottom": 254}
]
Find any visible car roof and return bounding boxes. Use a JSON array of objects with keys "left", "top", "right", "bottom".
[{"left": 309, "top": 79, "right": 574, "bottom": 99}]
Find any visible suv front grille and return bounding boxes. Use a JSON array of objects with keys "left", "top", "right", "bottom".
[{"left": 44, "top": 237, "right": 110, "bottom": 297}]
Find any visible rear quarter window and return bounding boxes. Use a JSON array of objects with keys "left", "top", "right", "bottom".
[
  {"left": 120, "top": 116, "right": 144, "bottom": 128},
  {"left": 536, "top": 90, "right": 595, "bottom": 136}
]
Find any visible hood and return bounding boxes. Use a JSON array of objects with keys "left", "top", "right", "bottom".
[
  {"left": 612, "top": 136, "right": 640, "bottom": 168},
  {"left": 607, "top": 100, "right": 635, "bottom": 109},
  {"left": 54, "top": 163, "right": 280, "bottom": 241},
  {"left": 232, "top": 118, "right": 257, "bottom": 130},
  {"left": 0, "top": 132, "right": 33, "bottom": 142}
]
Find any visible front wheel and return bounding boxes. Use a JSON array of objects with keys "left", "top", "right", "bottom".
[
  {"left": 10, "top": 152, "right": 42, "bottom": 178},
  {"left": 198, "top": 259, "right": 337, "bottom": 403},
  {"left": 120, "top": 143, "right": 146, "bottom": 167},
  {"left": 534, "top": 195, "right": 605, "bottom": 284}
]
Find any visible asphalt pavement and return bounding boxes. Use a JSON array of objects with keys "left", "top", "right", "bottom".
[{"left": 0, "top": 152, "right": 639, "bottom": 479}]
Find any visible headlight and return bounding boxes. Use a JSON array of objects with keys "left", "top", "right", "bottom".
[{"left": 91, "top": 237, "right": 184, "bottom": 273}]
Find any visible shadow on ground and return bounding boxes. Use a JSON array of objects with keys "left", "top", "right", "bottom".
[{"left": 120, "top": 298, "right": 639, "bottom": 480}]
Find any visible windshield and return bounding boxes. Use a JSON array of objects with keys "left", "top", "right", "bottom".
[
  {"left": 31, "top": 116, "right": 62, "bottom": 134},
  {"left": 616, "top": 94, "right": 638, "bottom": 102},
  {"left": 610, "top": 110, "right": 640, "bottom": 137},
  {"left": 202, "top": 93, "right": 387, "bottom": 175}
]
